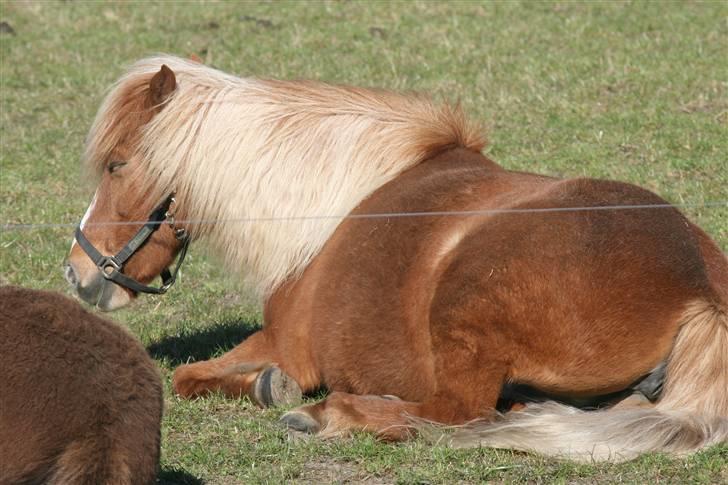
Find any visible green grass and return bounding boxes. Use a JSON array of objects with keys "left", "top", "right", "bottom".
[{"left": 1, "top": 1, "right": 727, "bottom": 483}]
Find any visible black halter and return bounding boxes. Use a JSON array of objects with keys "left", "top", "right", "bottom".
[{"left": 75, "top": 194, "right": 191, "bottom": 295}]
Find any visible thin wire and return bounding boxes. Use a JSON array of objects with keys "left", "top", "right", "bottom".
[{"left": 2, "top": 200, "right": 727, "bottom": 232}]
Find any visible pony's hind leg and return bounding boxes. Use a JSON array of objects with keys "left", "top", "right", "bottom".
[{"left": 173, "top": 330, "right": 307, "bottom": 407}]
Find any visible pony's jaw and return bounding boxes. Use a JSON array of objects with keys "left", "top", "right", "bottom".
[{"left": 64, "top": 260, "right": 133, "bottom": 311}]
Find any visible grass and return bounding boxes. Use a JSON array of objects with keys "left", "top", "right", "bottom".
[{"left": 1, "top": 1, "right": 727, "bottom": 483}]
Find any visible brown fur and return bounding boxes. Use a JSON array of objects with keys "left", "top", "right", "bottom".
[
  {"left": 68, "top": 59, "right": 728, "bottom": 462},
  {"left": 0, "top": 286, "right": 163, "bottom": 484},
  {"left": 182, "top": 148, "right": 713, "bottom": 401}
]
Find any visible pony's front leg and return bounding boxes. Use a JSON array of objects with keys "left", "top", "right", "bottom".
[
  {"left": 281, "top": 392, "right": 423, "bottom": 441},
  {"left": 173, "top": 330, "right": 306, "bottom": 407},
  {"left": 281, "top": 383, "right": 503, "bottom": 441}
]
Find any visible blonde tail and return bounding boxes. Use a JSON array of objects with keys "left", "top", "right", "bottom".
[{"left": 439, "top": 301, "right": 728, "bottom": 462}]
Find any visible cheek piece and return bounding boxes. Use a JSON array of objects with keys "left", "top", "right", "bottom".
[{"left": 74, "top": 193, "right": 191, "bottom": 294}]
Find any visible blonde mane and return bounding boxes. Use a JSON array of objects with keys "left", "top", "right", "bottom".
[{"left": 85, "top": 55, "right": 486, "bottom": 296}]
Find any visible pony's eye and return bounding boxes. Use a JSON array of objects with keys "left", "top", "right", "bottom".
[{"left": 108, "top": 161, "right": 127, "bottom": 174}]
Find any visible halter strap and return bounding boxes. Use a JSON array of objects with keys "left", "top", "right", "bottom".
[{"left": 74, "top": 194, "right": 191, "bottom": 295}]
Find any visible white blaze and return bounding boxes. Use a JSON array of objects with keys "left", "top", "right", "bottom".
[{"left": 72, "top": 190, "right": 98, "bottom": 249}]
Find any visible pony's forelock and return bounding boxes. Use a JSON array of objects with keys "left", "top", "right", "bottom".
[{"left": 85, "top": 55, "right": 486, "bottom": 296}]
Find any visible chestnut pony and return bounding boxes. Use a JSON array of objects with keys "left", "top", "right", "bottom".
[{"left": 65, "top": 56, "right": 728, "bottom": 462}]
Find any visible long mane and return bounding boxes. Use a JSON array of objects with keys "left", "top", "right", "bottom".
[{"left": 85, "top": 55, "right": 486, "bottom": 296}]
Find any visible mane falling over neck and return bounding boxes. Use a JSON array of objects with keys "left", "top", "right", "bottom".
[{"left": 84, "top": 55, "right": 485, "bottom": 296}]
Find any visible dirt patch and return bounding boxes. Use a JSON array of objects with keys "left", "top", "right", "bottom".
[{"left": 294, "top": 457, "right": 393, "bottom": 484}]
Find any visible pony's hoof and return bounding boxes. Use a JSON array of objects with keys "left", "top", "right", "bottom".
[
  {"left": 252, "top": 366, "right": 302, "bottom": 408},
  {"left": 280, "top": 411, "right": 320, "bottom": 433}
]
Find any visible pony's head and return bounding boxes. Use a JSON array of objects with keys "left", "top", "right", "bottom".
[{"left": 65, "top": 64, "right": 187, "bottom": 311}]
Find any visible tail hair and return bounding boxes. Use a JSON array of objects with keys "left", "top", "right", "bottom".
[
  {"left": 424, "top": 300, "right": 728, "bottom": 462},
  {"left": 657, "top": 301, "right": 728, "bottom": 417}
]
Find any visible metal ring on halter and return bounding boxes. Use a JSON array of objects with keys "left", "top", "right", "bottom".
[{"left": 98, "top": 256, "right": 122, "bottom": 280}]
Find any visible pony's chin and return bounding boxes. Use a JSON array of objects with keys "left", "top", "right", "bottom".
[
  {"left": 73, "top": 275, "right": 133, "bottom": 311},
  {"left": 95, "top": 284, "right": 133, "bottom": 311}
]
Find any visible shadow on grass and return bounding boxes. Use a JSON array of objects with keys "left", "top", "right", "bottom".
[
  {"left": 148, "top": 318, "right": 260, "bottom": 366},
  {"left": 157, "top": 467, "right": 204, "bottom": 484}
]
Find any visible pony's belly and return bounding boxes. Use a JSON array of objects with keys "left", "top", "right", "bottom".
[
  {"left": 508, "top": 345, "right": 670, "bottom": 399},
  {"left": 505, "top": 313, "right": 679, "bottom": 397}
]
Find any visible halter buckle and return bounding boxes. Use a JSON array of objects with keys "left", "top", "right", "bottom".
[
  {"left": 165, "top": 196, "right": 188, "bottom": 240},
  {"left": 174, "top": 227, "right": 188, "bottom": 240}
]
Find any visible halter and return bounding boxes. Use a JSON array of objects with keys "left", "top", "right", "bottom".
[{"left": 74, "top": 194, "right": 191, "bottom": 294}]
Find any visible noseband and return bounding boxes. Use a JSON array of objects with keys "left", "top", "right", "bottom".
[{"left": 74, "top": 194, "right": 191, "bottom": 294}]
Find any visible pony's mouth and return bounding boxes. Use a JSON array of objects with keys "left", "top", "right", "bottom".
[{"left": 64, "top": 262, "right": 132, "bottom": 311}]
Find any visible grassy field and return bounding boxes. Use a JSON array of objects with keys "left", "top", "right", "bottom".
[{"left": 1, "top": 1, "right": 727, "bottom": 483}]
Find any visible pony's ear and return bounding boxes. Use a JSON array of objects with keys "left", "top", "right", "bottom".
[{"left": 149, "top": 64, "right": 176, "bottom": 106}]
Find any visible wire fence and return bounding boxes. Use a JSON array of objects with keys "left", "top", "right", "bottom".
[{"left": 2, "top": 200, "right": 727, "bottom": 232}]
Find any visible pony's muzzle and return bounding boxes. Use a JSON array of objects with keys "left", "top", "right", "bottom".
[
  {"left": 64, "top": 260, "right": 131, "bottom": 311},
  {"left": 64, "top": 262, "right": 78, "bottom": 286},
  {"left": 64, "top": 259, "right": 104, "bottom": 302}
]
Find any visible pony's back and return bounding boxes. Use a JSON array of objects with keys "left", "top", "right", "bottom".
[{"left": 0, "top": 286, "right": 162, "bottom": 485}]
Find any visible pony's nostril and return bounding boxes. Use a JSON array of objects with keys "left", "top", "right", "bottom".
[{"left": 64, "top": 263, "right": 78, "bottom": 286}]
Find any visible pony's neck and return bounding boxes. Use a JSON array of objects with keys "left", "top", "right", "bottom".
[{"left": 133, "top": 57, "right": 484, "bottom": 296}]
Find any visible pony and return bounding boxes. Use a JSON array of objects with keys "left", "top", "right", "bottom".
[
  {"left": 64, "top": 55, "right": 728, "bottom": 462},
  {"left": 0, "top": 286, "right": 163, "bottom": 484}
]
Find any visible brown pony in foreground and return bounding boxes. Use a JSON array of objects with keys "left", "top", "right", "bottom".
[
  {"left": 0, "top": 286, "right": 162, "bottom": 484},
  {"left": 65, "top": 56, "right": 728, "bottom": 462}
]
